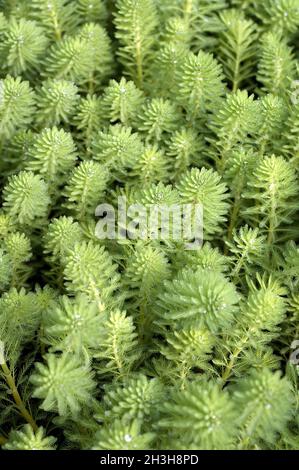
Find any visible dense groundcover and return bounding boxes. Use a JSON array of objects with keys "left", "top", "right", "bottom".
[{"left": 0, "top": 0, "right": 298, "bottom": 451}]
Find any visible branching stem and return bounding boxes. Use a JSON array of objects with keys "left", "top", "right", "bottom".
[
  {"left": 0, "top": 361, "right": 38, "bottom": 431},
  {"left": 0, "top": 435, "right": 7, "bottom": 445}
]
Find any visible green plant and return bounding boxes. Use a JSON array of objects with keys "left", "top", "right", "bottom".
[
  {"left": 218, "top": 9, "right": 257, "bottom": 92},
  {"left": 3, "top": 425, "right": 56, "bottom": 450}
]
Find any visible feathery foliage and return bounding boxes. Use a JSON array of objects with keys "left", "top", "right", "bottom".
[
  {"left": 3, "top": 425, "right": 56, "bottom": 450},
  {"left": 0, "top": 0, "right": 298, "bottom": 453}
]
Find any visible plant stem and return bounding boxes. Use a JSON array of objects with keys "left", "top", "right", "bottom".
[
  {"left": 112, "top": 333, "right": 123, "bottom": 376},
  {"left": 231, "top": 247, "right": 249, "bottom": 280},
  {"left": 267, "top": 195, "right": 276, "bottom": 246},
  {"left": 232, "top": 44, "right": 241, "bottom": 93},
  {"left": 221, "top": 345, "right": 244, "bottom": 384},
  {"left": 179, "top": 363, "right": 189, "bottom": 390},
  {"left": 0, "top": 361, "right": 38, "bottom": 432}
]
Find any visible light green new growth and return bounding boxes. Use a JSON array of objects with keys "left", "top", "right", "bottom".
[{"left": 0, "top": 0, "right": 298, "bottom": 452}]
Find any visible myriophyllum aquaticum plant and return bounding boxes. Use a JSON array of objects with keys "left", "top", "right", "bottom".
[{"left": 0, "top": 0, "right": 298, "bottom": 451}]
